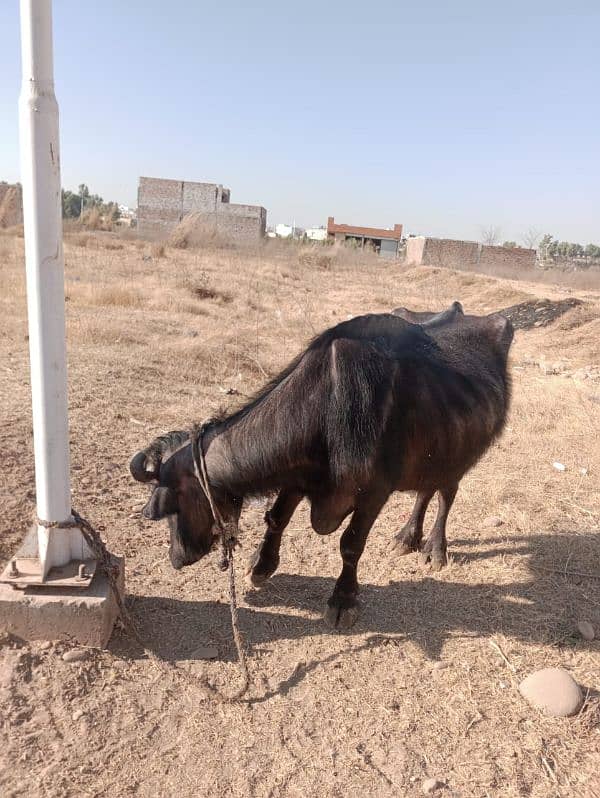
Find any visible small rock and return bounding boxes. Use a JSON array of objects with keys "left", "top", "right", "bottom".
[
  {"left": 432, "top": 660, "right": 450, "bottom": 671},
  {"left": 72, "top": 709, "right": 84, "bottom": 721},
  {"left": 519, "top": 668, "right": 583, "bottom": 717},
  {"left": 577, "top": 621, "right": 595, "bottom": 641},
  {"left": 39, "top": 641, "right": 52, "bottom": 651},
  {"left": 552, "top": 462, "right": 566, "bottom": 472},
  {"left": 580, "top": 468, "right": 589, "bottom": 476},
  {"left": 192, "top": 646, "right": 218, "bottom": 660},
  {"left": 62, "top": 649, "right": 89, "bottom": 663},
  {"left": 483, "top": 516, "right": 503, "bottom": 528},
  {"left": 422, "top": 778, "right": 445, "bottom": 794}
]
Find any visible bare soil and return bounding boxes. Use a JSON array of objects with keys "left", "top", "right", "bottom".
[{"left": 1, "top": 234, "right": 599, "bottom": 798}]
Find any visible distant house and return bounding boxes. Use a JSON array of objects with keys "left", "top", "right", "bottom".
[
  {"left": 305, "top": 226, "right": 327, "bottom": 242},
  {"left": 275, "top": 223, "right": 294, "bottom": 238},
  {"left": 327, "top": 216, "right": 403, "bottom": 258},
  {"left": 137, "top": 177, "right": 266, "bottom": 242}
]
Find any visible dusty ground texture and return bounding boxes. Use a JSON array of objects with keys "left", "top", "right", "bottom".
[{"left": 1, "top": 232, "right": 599, "bottom": 798}]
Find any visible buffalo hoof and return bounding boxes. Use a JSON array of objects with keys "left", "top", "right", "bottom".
[
  {"left": 245, "top": 569, "right": 270, "bottom": 589},
  {"left": 392, "top": 533, "right": 420, "bottom": 556},
  {"left": 418, "top": 549, "right": 447, "bottom": 571},
  {"left": 245, "top": 547, "right": 279, "bottom": 589},
  {"left": 324, "top": 600, "right": 360, "bottom": 631}
]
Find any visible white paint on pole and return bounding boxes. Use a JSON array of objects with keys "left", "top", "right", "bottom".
[{"left": 19, "top": 0, "right": 91, "bottom": 579}]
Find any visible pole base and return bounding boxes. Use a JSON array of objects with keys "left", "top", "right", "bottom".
[
  {"left": 0, "top": 527, "right": 124, "bottom": 648},
  {"left": 0, "top": 556, "right": 97, "bottom": 589}
]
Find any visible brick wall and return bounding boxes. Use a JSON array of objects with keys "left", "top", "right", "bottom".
[
  {"left": 217, "top": 203, "right": 267, "bottom": 241},
  {"left": 405, "top": 236, "right": 536, "bottom": 272},
  {"left": 137, "top": 177, "right": 183, "bottom": 238},
  {"left": 478, "top": 244, "right": 537, "bottom": 271},
  {"left": 182, "top": 182, "right": 217, "bottom": 216},
  {"left": 137, "top": 176, "right": 266, "bottom": 242}
]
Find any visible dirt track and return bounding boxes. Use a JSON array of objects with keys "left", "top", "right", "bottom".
[{"left": 1, "top": 233, "right": 599, "bottom": 797}]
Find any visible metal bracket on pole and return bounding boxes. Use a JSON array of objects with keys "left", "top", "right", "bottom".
[{"left": 0, "top": 557, "right": 97, "bottom": 589}]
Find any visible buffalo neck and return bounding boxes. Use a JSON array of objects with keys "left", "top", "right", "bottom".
[{"left": 200, "top": 408, "right": 310, "bottom": 500}]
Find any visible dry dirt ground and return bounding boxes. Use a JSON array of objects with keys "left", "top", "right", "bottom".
[{"left": 1, "top": 232, "right": 599, "bottom": 798}]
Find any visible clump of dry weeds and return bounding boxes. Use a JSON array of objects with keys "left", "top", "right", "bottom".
[{"left": 150, "top": 242, "right": 166, "bottom": 259}]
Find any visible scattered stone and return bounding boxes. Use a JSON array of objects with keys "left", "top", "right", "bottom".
[
  {"left": 422, "top": 778, "right": 445, "bottom": 794},
  {"left": 519, "top": 668, "right": 583, "bottom": 717},
  {"left": 72, "top": 709, "right": 84, "bottom": 721},
  {"left": 577, "top": 621, "right": 595, "bottom": 642},
  {"left": 580, "top": 468, "right": 589, "bottom": 476},
  {"left": 552, "top": 462, "right": 566, "bottom": 472},
  {"left": 38, "top": 641, "right": 52, "bottom": 651},
  {"left": 432, "top": 660, "right": 450, "bottom": 671},
  {"left": 62, "top": 649, "right": 89, "bottom": 663},
  {"left": 483, "top": 515, "right": 503, "bottom": 528},
  {"left": 192, "top": 646, "right": 218, "bottom": 660}
]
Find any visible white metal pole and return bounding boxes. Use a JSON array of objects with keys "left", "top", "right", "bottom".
[{"left": 19, "top": 0, "right": 91, "bottom": 579}]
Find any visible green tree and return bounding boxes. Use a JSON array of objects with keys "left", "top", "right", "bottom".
[
  {"left": 61, "top": 189, "right": 81, "bottom": 218},
  {"left": 584, "top": 243, "right": 600, "bottom": 258},
  {"left": 502, "top": 241, "right": 517, "bottom": 248},
  {"left": 61, "top": 183, "right": 119, "bottom": 222},
  {"left": 538, "top": 234, "right": 555, "bottom": 260},
  {"left": 567, "top": 243, "right": 584, "bottom": 258}
]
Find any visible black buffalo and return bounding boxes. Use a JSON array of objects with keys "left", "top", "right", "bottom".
[{"left": 131, "top": 305, "right": 513, "bottom": 629}]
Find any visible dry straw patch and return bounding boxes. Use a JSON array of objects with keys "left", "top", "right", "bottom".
[{"left": 0, "top": 230, "right": 599, "bottom": 798}]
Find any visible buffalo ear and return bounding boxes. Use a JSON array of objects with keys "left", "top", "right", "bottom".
[
  {"left": 488, "top": 314, "right": 514, "bottom": 353},
  {"left": 142, "top": 487, "right": 178, "bottom": 520}
]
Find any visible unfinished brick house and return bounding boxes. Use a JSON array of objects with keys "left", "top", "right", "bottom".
[
  {"left": 137, "top": 177, "right": 267, "bottom": 242},
  {"left": 327, "top": 217, "right": 403, "bottom": 258}
]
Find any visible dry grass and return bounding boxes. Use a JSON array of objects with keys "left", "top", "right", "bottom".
[
  {"left": 0, "top": 231, "right": 599, "bottom": 798},
  {"left": 168, "top": 212, "right": 232, "bottom": 250},
  {"left": 150, "top": 241, "right": 166, "bottom": 259}
]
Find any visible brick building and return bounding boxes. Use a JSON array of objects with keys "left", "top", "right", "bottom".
[
  {"left": 137, "top": 177, "right": 266, "bottom": 242},
  {"left": 405, "top": 236, "right": 537, "bottom": 271},
  {"left": 327, "top": 217, "right": 403, "bottom": 258}
]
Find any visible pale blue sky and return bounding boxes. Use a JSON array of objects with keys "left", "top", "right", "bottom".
[{"left": 1, "top": 1, "right": 598, "bottom": 242}]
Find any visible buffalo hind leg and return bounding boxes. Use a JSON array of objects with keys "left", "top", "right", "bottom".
[
  {"left": 325, "top": 491, "right": 388, "bottom": 631},
  {"left": 418, "top": 484, "right": 458, "bottom": 572},
  {"left": 246, "top": 488, "right": 303, "bottom": 588},
  {"left": 392, "top": 490, "right": 434, "bottom": 555}
]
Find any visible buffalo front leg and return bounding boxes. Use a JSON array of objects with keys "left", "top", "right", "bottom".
[
  {"left": 418, "top": 484, "right": 458, "bottom": 571},
  {"left": 325, "top": 492, "right": 388, "bottom": 631},
  {"left": 392, "top": 490, "right": 434, "bottom": 555},
  {"left": 246, "top": 488, "right": 303, "bottom": 588}
]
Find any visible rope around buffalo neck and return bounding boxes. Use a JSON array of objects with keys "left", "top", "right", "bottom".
[{"left": 190, "top": 422, "right": 249, "bottom": 699}]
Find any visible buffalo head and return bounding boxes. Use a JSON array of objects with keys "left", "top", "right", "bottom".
[{"left": 130, "top": 431, "right": 218, "bottom": 569}]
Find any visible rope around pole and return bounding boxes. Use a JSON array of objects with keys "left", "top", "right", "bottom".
[{"left": 36, "top": 498, "right": 250, "bottom": 701}]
